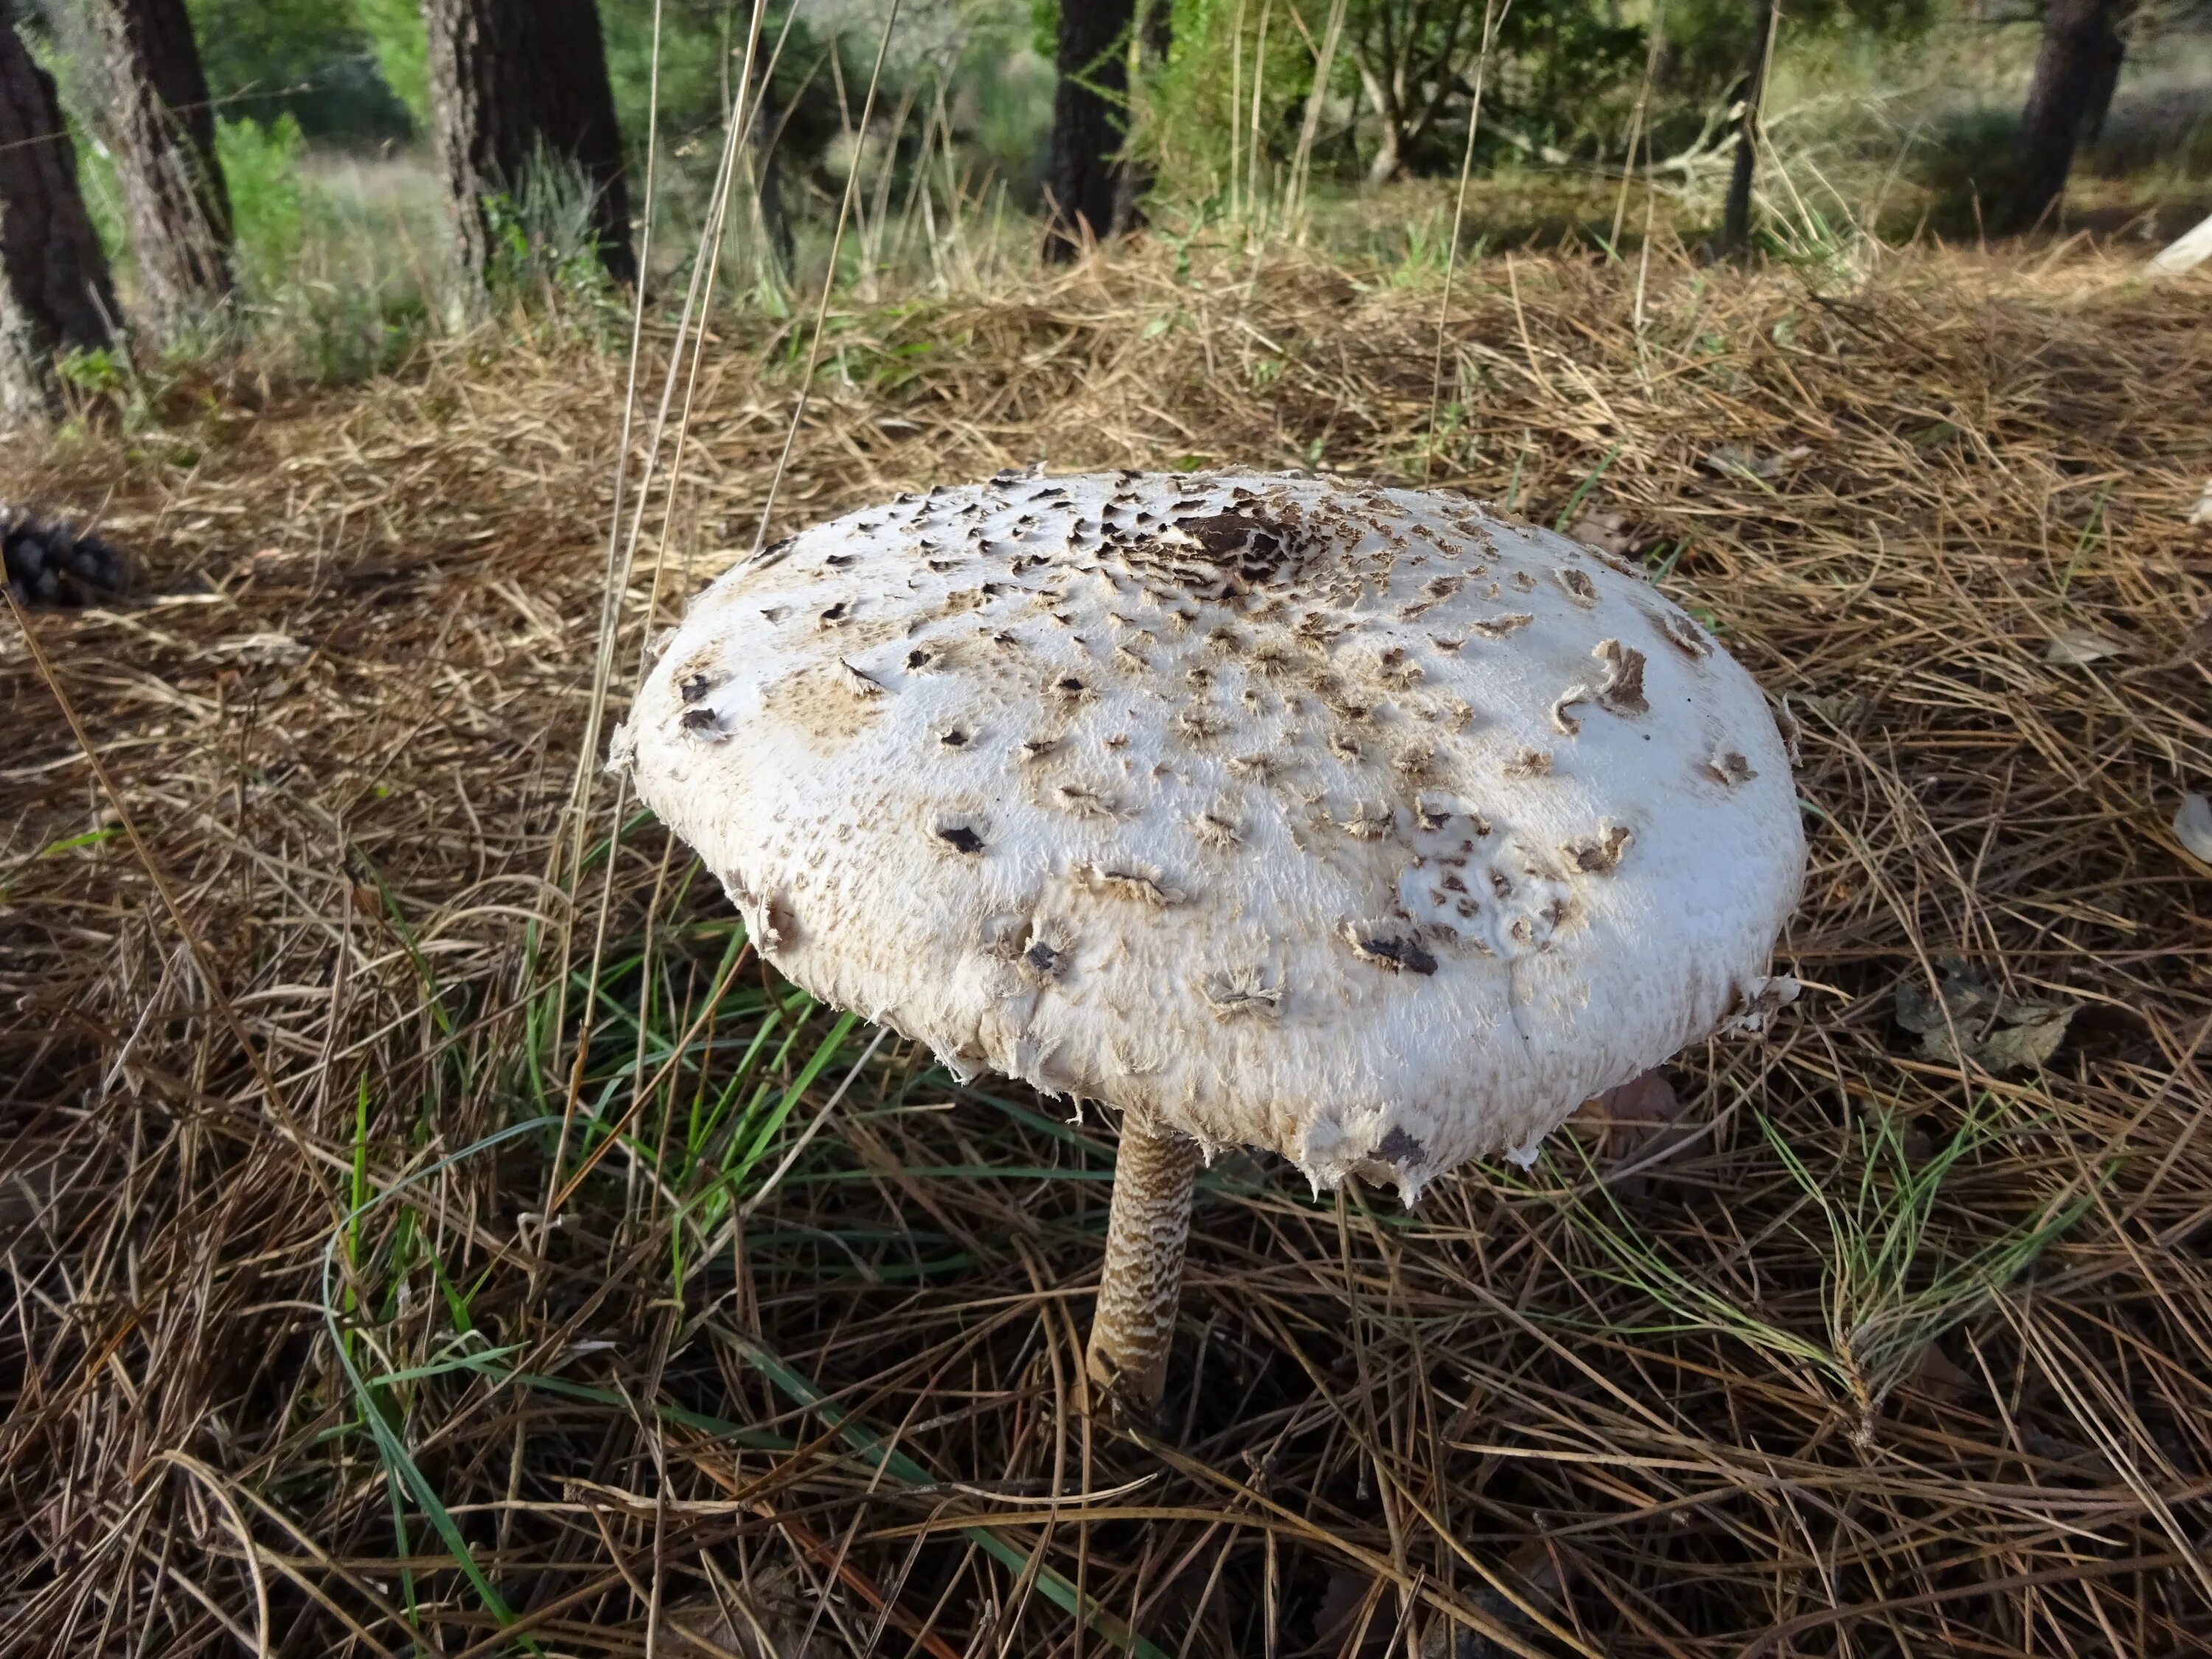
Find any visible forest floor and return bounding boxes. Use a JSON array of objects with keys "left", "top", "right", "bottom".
[{"left": 4, "top": 237, "right": 2211, "bottom": 1658}]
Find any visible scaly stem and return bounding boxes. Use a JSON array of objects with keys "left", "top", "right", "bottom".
[{"left": 1085, "top": 1117, "right": 1202, "bottom": 1420}]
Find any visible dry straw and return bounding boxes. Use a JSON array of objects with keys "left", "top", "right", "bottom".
[{"left": 4, "top": 237, "right": 2211, "bottom": 1656}]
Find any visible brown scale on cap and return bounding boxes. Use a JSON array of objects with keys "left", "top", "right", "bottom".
[
  {"left": 1705, "top": 748, "right": 1759, "bottom": 786},
  {"left": 1053, "top": 783, "right": 1119, "bottom": 819},
  {"left": 1593, "top": 639, "right": 1649, "bottom": 714},
  {"left": 1651, "top": 605, "right": 1714, "bottom": 659},
  {"left": 1340, "top": 922, "right": 1440, "bottom": 975},
  {"left": 1564, "top": 824, "right": 1635, "bottom": 872},
  {"left": 1192, "top": 810, "right": 1243, "bottom": 849},
  {"left": 1203, "top": 966, "right": 1284, "bottom": 1018},
  {"left": 1075, "top": 863, "right": 1184, "bottom": 905},
  {"left": 1553, "top": 567, "right": 1599, "bottom": 605},
  {"left": 1467, "top": 612, "right": 1534, "bottom": 639}
]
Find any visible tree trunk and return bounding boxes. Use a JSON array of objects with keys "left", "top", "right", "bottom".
[
  {"left": 1719, "top": 0, "right": 1779, "bottom": 253},
  {"left": 2002, "top": 0, "right": 2133, "bottom": 234},
  {"left": 1043, "top": 0, "right": 1135, "bottom": 261},
  {"left": 0, "top": 1, "right": 116, "bottom": 422},
  {"left": 423, "top": 0, "right": 534, "bottom": 288},
  {"left": 1357, "top": 60, "right": 1405, "bottom": 188},
  {"left": 532, "top": 0, "right": 634, "bottom": 283},
  {"left": 1110, "top": 0, "right": 1172, "bottom": 235},
  {"left": 2079, "top": 22, "right": 2126, "bottom": 143},
  {"left": 81, "top": 0, "right": 232, "bottom": 343},
  {"left": 422, "top": 0, "right": 634, "bottom": 293}
]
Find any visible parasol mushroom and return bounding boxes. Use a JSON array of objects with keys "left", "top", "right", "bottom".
[{"left": 614, "top": 469, "right": 1806, "bottom": 1419}]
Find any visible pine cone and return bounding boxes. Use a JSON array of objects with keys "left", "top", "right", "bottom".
[{"left": 2, "top": 509, "right": 132, "bottom": 608}]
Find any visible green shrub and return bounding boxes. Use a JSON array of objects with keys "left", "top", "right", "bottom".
[
  {"left": 186, "top": 0, "right": 414, "bottom": 143},
  {"left": 218, "top": 114, "right": 307, "bottom": 295},
  {"left": 352, "top": 0, "right": 431, "bottom": 130}
]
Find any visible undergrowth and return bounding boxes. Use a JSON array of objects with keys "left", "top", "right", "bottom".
[{"left": 3, "top": 240, "right": 2210, "bottom": 1656}]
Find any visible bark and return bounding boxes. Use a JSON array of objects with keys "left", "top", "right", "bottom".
[
  {"left": 1720, "top": 0, "right": 1779, "bottom": 253},
  {"left": 2003, "top": 0, "right": 2135, "bottom": 230},
  {"left": 1085, "top": 1117, "right": 1202, "bottom": 1421},
  {"left": 0, "top": 2, "right": 116, "bottom": 422},
  {"left": 2079, "top": 32, "right": 2124, "bottom": 143},
  {"left": 422, "top": 0, "right": 634, "bottom": 292},
  {"left": 81, "top": 0, "right": 232, "bottom": 342},
  {"left": 533, "top": 0, "right": 635, "bottom": 283},
  {"left": 1359, "top": 60, "right": 1404, "bottom": 188},
  {"left": 1043, "top": 0, "right": 1135, "bottom": 261}
]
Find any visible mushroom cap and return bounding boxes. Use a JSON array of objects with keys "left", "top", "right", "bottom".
[{"left": 615, "top": 470, "right": 1805, "bottom": 1197}]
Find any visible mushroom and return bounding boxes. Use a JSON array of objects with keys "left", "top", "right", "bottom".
[{"left": 614, "top": 470, "right": 1806, "bottom": 1420}]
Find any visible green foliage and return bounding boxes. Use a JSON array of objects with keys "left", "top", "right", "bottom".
[
  {"left": 217, "top": 114, "right": 307, "bottom": 291},
  {"left": 1485, "top": 0, "right": 1647, "bottom": 158},
  {"left": 52, "top": 344, "right": 130, "bottom": 398},
  {"left": 353, "top": 0, "right": 431, "bottom": 130},
  {"left": 1143, "top": 0, "right": 1644, "bottom": 201},
  {"left": 1143, "top": 0, "right": 1943, "bottom": 208},
  {"left": 598, "top": 0, "right": 741, "bottom": 146},
  {"left": 481, "top": 147, "right": 628, "bottom": 335},
  {"left": 186, "top": 0, "right": 414, "bottom": 142},
  {"left": 1551, "top": 1096, "right": 2100, "bottom": 1441},
  {"left": 66, "top": 126, "right": 131, "bottom": 277},
  {"left": 1649, "top": 0, "right": 1937, "bottom": 153},
  {"left": 1144, "top": 0, "right": 1314, "bottom": 201}
]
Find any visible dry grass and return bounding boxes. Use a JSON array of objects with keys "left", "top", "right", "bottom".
[{"left": 4, "top": 236, "right": 2211, "bottom": 1658}]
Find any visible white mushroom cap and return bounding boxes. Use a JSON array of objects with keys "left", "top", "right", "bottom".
[{"left": 614, "top": 470, "right": 1805, "bottom": 1199}]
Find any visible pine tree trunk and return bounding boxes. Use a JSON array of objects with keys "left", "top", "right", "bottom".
[
  {"left": 532, "top": 0, "right": 634, "bottom": 282},
  {"left": 1044, "top": 0, "right": 1135, "bottom": 261},
  {"left": 1720, "top": 0, "right": 1778, "bottom": 252},
  {"left": 2079, "top": 46, "right": 2122, "bottom": 145},
  {"left": 81, "top": 0, "right": 232, "bottom": 343},
  {"left": 424, "top": 0, "right": 542, "bottom": 288},
  {"left": 422, "top": 0, "right": 635, "bottom": 293},
  {"left": 2002, "top": 0, "right": 2133, "bottom": 234},
  {"left": 0, "top": 2, "right": 116, "bottom": 422}
]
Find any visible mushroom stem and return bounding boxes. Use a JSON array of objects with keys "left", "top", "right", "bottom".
[{"left": 1085, "top": 1117, "right": 1203, "bottom": 1420}]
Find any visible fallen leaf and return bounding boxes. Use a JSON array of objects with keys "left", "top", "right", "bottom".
[
  {"left": 1975, "top": 1005, "right": 2073, "bottom": 1071},
  {"left": 1896, "top": 960, "right": 2075, "bottom": 1073},
  {"left": 1905, "top": 1343, "right": 1979, "bottom": 1406},
  {"left": 2042, "top": 626, "right": 2125, "bottom": 666},
  {"left": 2176, "top": 793, "right": 2212, "bottom": 867},
  {"left": 1570, "top": 1068, "right": 1683, "bottom": 1165},
  {"left": 1567, "top": 509, "right": 1664, "bottom": 560}
]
